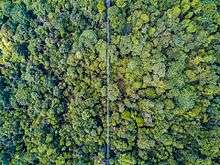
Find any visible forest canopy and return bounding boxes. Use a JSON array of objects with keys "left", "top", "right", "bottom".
[{"left": 0, "top": 0, "right": 220, "bottom": 164}]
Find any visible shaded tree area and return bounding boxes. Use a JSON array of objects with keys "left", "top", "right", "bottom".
[{"left": 0, "top": 0, "right": 107, "bottom": 164}]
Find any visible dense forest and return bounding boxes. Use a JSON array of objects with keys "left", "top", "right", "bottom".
[{"left": 0, "top": 0, "right": 220, "bottom": 164}]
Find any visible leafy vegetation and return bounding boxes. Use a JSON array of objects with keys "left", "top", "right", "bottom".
[{"left": 0, "top": 0, "right": 220, "bottom": 164}]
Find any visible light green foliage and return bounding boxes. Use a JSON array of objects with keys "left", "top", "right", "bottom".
[
  {"left": 109, "top": 6, "right": 125, "bottom": 32},
  {"left": 79, "top": 30, "right": 97, "bottom": 49},
  {"left": 109, "top": 0, "right": 220, "bottom": 164},
  {"left": 176, "top": 86, "right": 198, "bottom": 110},
  {"left": 187, "top": 22, "right": 197, "bottom": 33},
  {"left": 109, "top": 84, "right": 120, "bottom": 101},
  {"left": 14, "top": 84, "right": 30, "bottom": 105},
  {"left": 116, "top": 0, "right": 127, "bottom": 8},
  {"left": 167, "top": 6, "right": 181, "bottom": 18},
  {"left": 137, "top": 129, "right": 155, "bottom": 150},
  {"left": 128, "top": 10, "right": 149, "bottom": 31},
  {"left": 117, "top": 153, "right": 136, "bottom": 164},
  {"left": 97, "top": 0, "right": 105, "bottom": 13},
  {"left": 119, "top": 36, "right": 132, "bottom": 55}
]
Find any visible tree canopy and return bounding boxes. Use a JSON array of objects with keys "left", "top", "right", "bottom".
[{"left": 0, "top": 0, "right": 220, "bottom": 164}]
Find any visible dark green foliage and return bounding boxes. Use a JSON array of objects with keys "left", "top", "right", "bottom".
[{"left": 0, "top": 0, "right": 219, "bottom": 164}]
